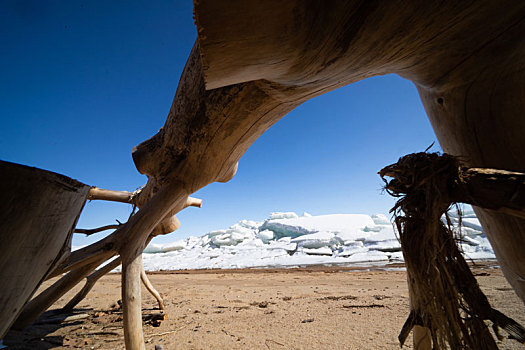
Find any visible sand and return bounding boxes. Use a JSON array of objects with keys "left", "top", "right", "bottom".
[{"left": 5, "top": 263, "right": 525, "bottom": 349}]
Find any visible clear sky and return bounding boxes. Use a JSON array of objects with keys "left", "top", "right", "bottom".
[{"left": 1, "top": 1, "right": 439, "bottom": 246}]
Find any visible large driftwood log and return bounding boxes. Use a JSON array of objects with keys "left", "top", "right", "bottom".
[
  {"left": 4, "top": 1, "right": 524, "bottom": 348},
  {"left": 131, "top": 0, "right": 525, "bottom": 302},
  {"left": 14, "top": 188, "right": 199, "bottom": 329},
  {"left": 0, "top": 161, "right": 90, "bottom": 338},
  {"left": 126, "top": 1, "right": 524, "bottom": 347},
  {"left": 192, "top": 0, "right": 525, "bottom": 305}
]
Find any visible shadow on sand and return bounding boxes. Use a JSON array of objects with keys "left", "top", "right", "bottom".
[{"left": 4, "top": 309, "right": 93, "bottom": 349}]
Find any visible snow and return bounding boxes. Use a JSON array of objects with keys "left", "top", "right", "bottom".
[{"left": 133, "top": 210, "right": 496, "bottom": 271}]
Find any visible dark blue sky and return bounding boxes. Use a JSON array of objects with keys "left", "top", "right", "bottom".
[{"left": 1, "top": 1, "right": 439, "bottom": 246}]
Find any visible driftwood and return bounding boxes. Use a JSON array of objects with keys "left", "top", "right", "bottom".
[
  {"left": 3, "top": 1, "right": 525, "bottom": 348},
  {"left": 62, "top": 257, "right": 122, "bottom": 312},
  {"left": 63, "top": 238, "right": 165, "bottom": 313},
  {"left": 74, "top": 224, "right": 121, "bottom": 236},
  {"left": 13, "top": 189, "right": 199, "bottom": 330},
  {"left": 0, "top": 161, "right": 90, "bottom": 338},
  {"left": 12, "top": 254, "right": 112, "bottom": 330},
  {"left": 380, "top": 152, "right": 525, "bottom": 348},
  {"left": 141, "top": 264, "right": 165, "bottom": 311}
]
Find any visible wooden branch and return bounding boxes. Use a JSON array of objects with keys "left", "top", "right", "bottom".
[
  {"left": 61, "top": 236, "right": 159, "bottom": 312},
  {"left": 85, "top": 186, "right": 202, "bottom": 237},
  {"left": 454, "top": 168, "right": 525, "bottom": 220},
  {"left": 185, "top": 197, "right": 203, "bottom": 208},
  {"left": 63, "top": 244, "right": 165, "bottom": 314},
  {"left": 62, "top": 257, "right": 122, "bottom": 311},
  {"left": 74, "top": 224, "right": 121, "bottom": 236},
  {"left": 47, "top": 235, "right": 117, "bottom": 279},
  {"left": 88, "top": 187, "right": 135, "bottom": 203},
  {"left": 111, "top": 181, "right": 188, "bottom": 350},
  {"left": 122, "top": 252, "right": 146, "bottom": 350},
  {"left": 140, "top": 264, "right": 165, "bottom": 311},
  {"left": 88, "top": 187, "right": 202, "bottom": 208},
  {"left": 51, "top": 187, "right": 200, "bottom": 278}
]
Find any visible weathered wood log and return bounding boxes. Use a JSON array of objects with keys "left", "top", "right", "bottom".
[
  {"left": 189, "top": 0, "right": 525, "bottom": 307},
  {"left": 4, "top": 1, "right": 524, "bottom": 348},
  {"left": 130, "top": 0, "right": 525, "bottom": 309},
  {"left": 454, "top": 168, "right": 525, "bottom": 220},
  {"left": 380, "top": 164, "right": 525, "bottom": 221},
  {"left": 0, "top": 161, "right": 90, "bottom": 338}
]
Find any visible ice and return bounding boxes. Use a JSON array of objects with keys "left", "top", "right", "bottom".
[
  {"left": 140, "top": 211, "right": 495, "bottom": 271},
  {"left": 257, "top": 229, "right": 274, "bottom": 243},
  {"left": 269, "top": 212, "right": 299, "bottom": 220},
  {"left": 371, "top": 214, "right": 391, "bottom": 225}
]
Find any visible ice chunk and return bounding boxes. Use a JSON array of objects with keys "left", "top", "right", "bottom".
[
  {"left": 291, "top": 231, "right": 339, "bottom": 249},
  {"left": 366, "top": 239, "right": 401, "bottom": 252},
  {"left": 461, "top": 218, "right": 483, "bottom": 231},
  {"left": 143, "top": 243, "right": 163, "bottom": 254},
  {"left": 346, "top": 251, "right": 389, "bottom": 263},
  {"left": 337, "top": 245, "right": 368, "bottom": 257},
  {"left": 269, "top": 212, "right": 299, "bottom": 220},
  {"left": 460, "top": 236, "right": 480, "bottom": 246},
  {"left": 301, "top": 247, "right": 333, "bottom": 256},
  {"left": 371, "top": 214, "right": 391, "bottom": 225},
  {"left": 257, "top": 229, "right": 274, "bottom": 243},
  {"left": 262, "top": 214, "right": 375, "bottom": 239}
]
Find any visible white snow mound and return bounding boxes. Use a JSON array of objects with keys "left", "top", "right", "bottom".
[{"left": 137, "top": 210, "right": 495, "bottom": 271}]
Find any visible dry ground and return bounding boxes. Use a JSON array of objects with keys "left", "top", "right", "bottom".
[{"left": 5, "top": 263, "right": 525, "bottom": 349}]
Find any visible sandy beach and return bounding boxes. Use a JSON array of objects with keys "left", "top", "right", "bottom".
[{"left": 5, "top": 263, "right": 525, "bottom": 349}]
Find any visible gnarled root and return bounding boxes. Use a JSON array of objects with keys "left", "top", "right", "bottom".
[{"left": 381, "top": 152, "right": 525, "bottom": 349}]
